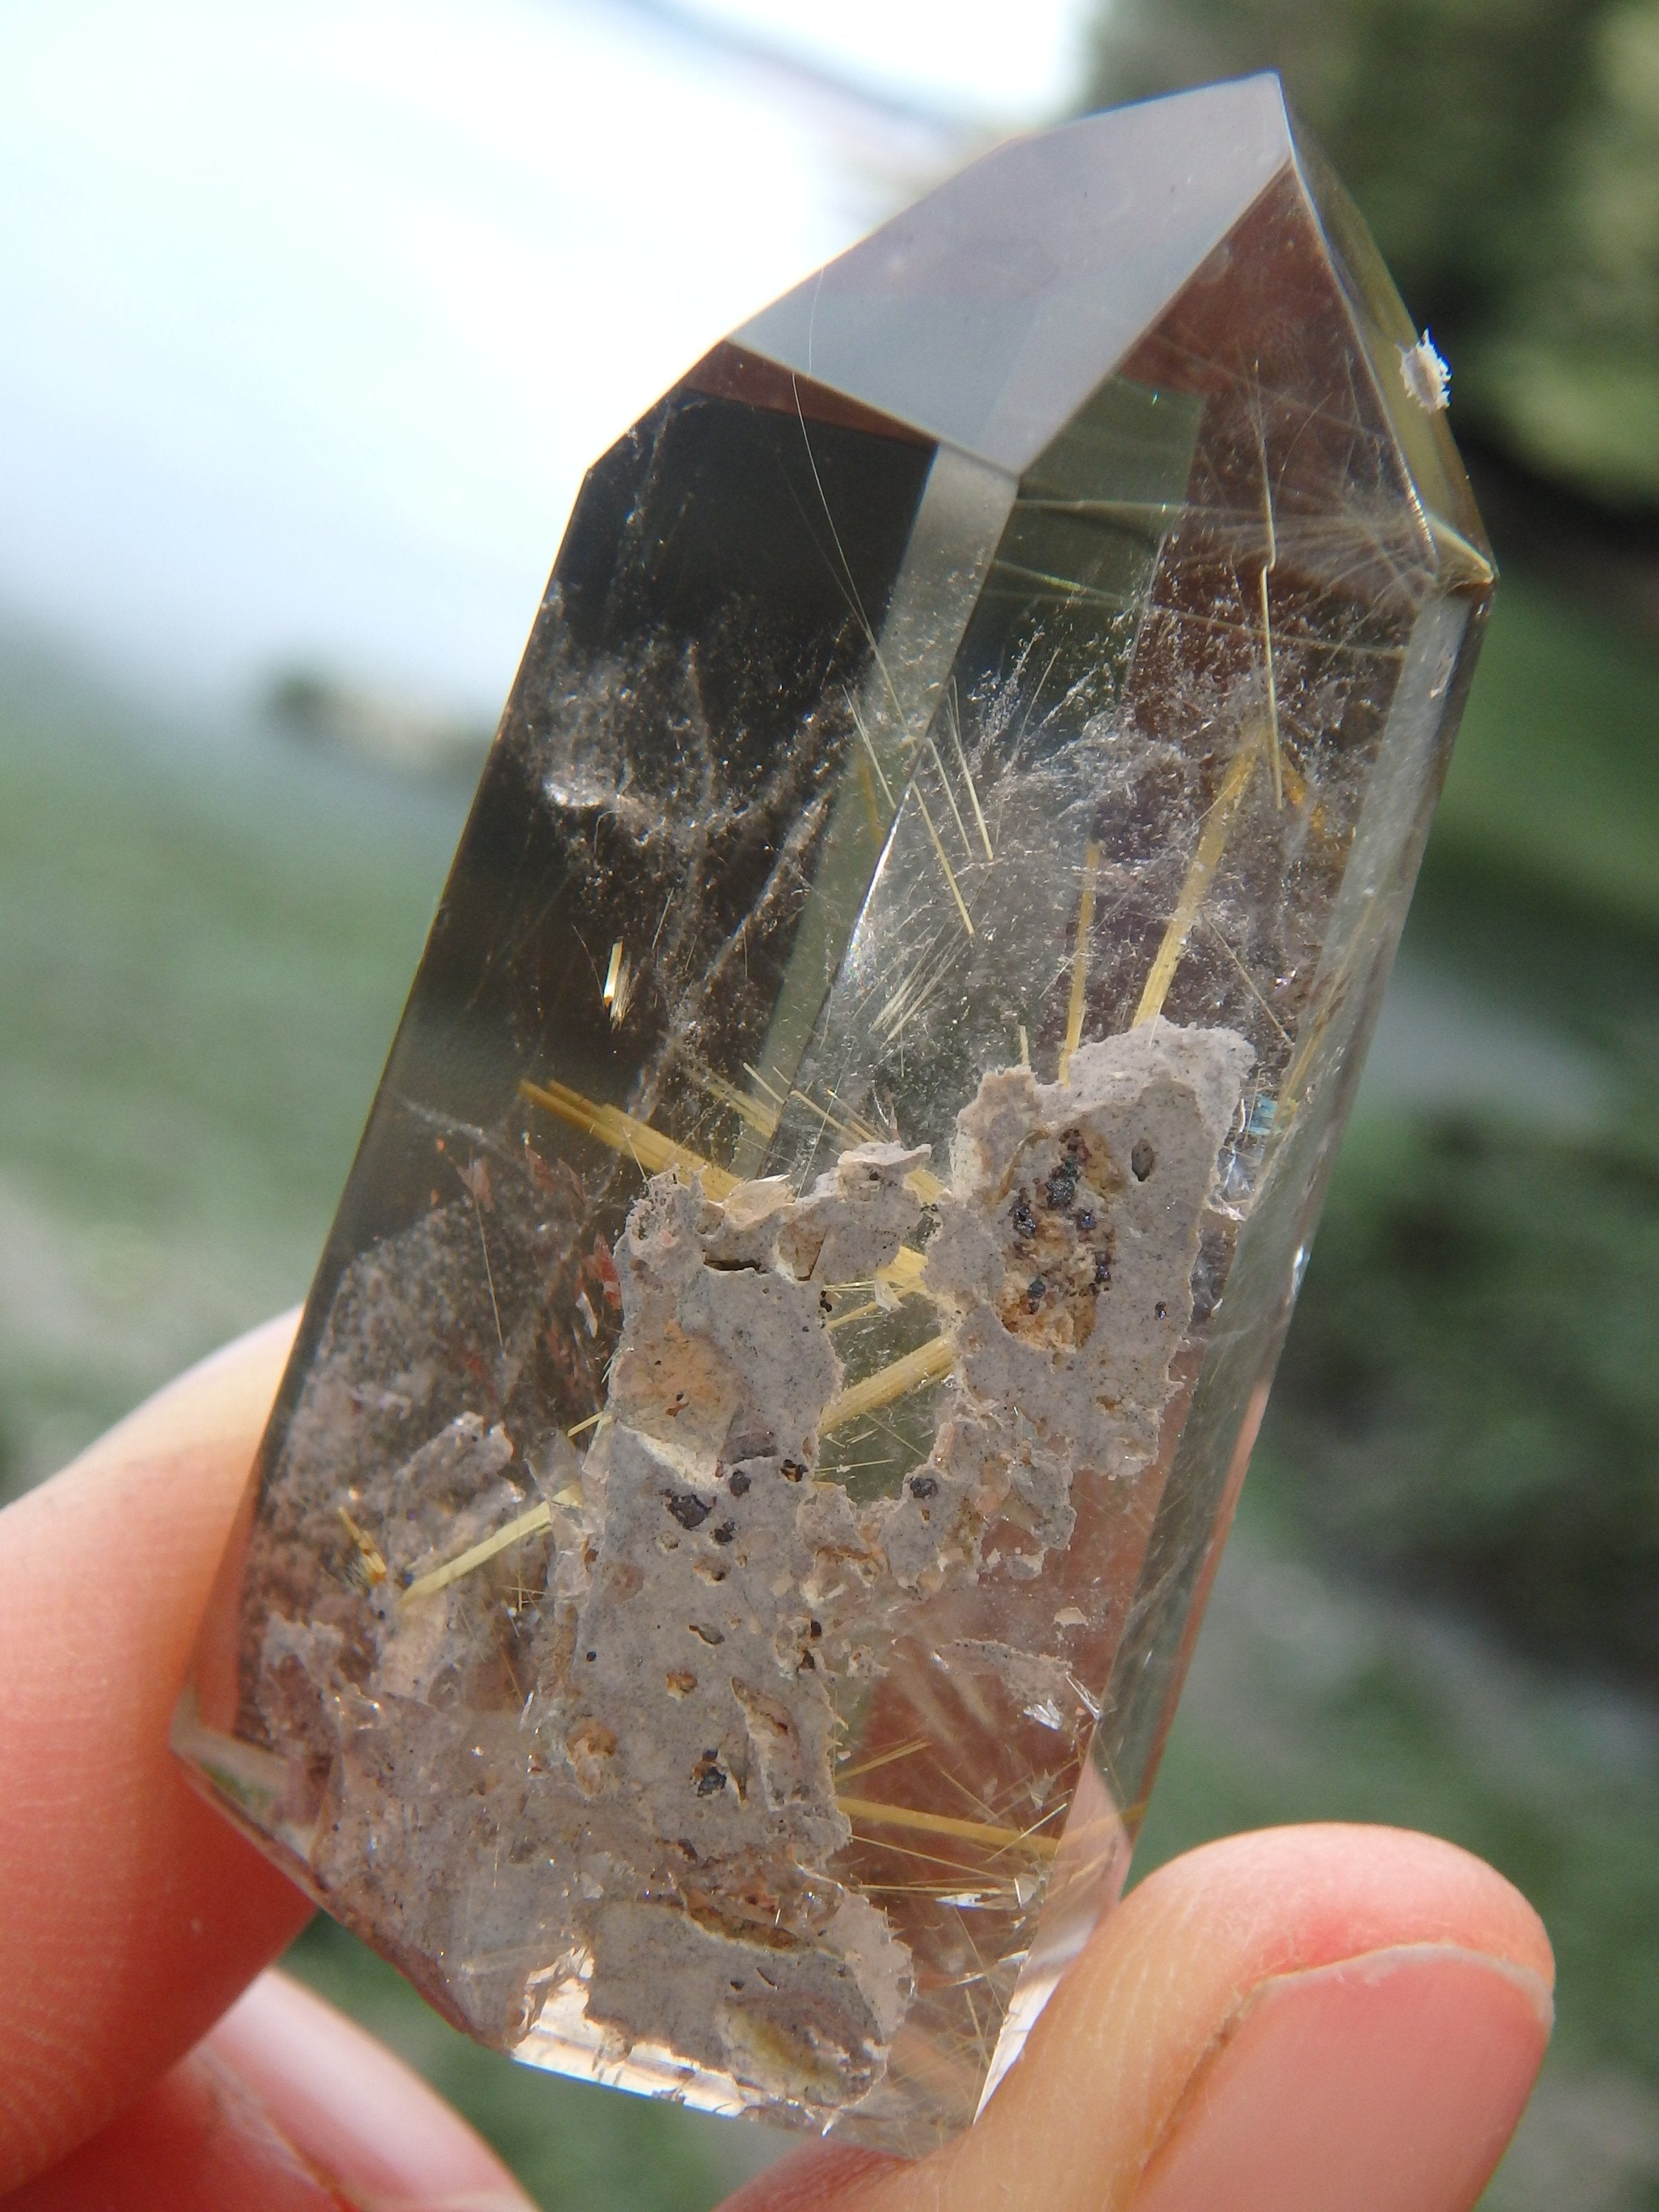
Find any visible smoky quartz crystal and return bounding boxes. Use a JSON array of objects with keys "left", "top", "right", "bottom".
[{"left": 176, "top": 74, "right": 1494, "bottom": 2153}]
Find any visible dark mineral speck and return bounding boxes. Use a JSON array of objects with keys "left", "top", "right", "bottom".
[{"left": 1044, "top": 1166, "right": 1076, "bottom": 1208}]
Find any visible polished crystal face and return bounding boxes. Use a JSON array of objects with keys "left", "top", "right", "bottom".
[{"left": 177, "top": 74, "right": 1492, "bottom": 2155}]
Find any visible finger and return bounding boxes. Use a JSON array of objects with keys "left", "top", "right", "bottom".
[
  {"left": 206, "top": 1970, "right": 533, "bottom": 2210},
  {"left": 721, "top": 1823, "right": 1553, "bottom": 2212},
  {"left": 0, "top": 2046, "right": 351, "bottom": 2212},
  {"left": 3, "top": 1969, "right": 537, "bottom": 2212},
  {"left": 0, "top": 1313, "right": 315, "bottom": 2194}
]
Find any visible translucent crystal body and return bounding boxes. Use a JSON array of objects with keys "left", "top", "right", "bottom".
[{"left": 176, "top": 75, "right": 1493, "bottom": 2154}]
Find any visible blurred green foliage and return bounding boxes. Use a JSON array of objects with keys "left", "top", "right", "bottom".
[
  {"left": 1429, "top": 571, "right": 1659, "bottom": 923},
  {"left": 0, "top": 655, "right": 462, "bottom": 1493},
  {"left": 1265, "top": 1108, "right": 1659, "bottom": 1683},
  {"left": 1253, "top": 570, "right": 1659, "bottom": 1690},
  {"left": 1086, "top": 0, "right": 1659, "bottom": 505}
]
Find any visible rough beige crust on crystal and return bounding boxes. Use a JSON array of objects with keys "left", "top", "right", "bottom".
[
  {"left": 230, "top": 1019, "right": 1248, "bottom": 2110},
  {"left": 928, "top": 1024, "right": 1257, "bottom": 1479}
]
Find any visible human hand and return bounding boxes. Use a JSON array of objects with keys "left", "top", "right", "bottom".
[{"left": 0, "top": 1318, "right": 1552, "bottom": 2211}]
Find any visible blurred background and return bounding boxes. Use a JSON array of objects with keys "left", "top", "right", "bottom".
[{"left": 2, "top": 1, "right": 1656, "bottom": 2204}]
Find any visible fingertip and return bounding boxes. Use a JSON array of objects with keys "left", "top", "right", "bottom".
[
  {"left": 995, "top": 1822, "right": 1553, "bottom": 2175},
  {"left": 0, "top": 1311, "right": 311, "bottom": 2191},
  {"left": 1122, "top": 1823, "right": 1554, "bottom": 1992},
  {"left": 1, "top": 2047, "right": 347, "bottom": 2212},
  {"left": 809, "top": 1824, "right": 1553, "bottom": 2212},
  {"left": 1129, "top": 1942, "right": 1551, "bottom": 2212},
  {"left": 206, "top": 1970, "right": 535, "bottom": 2209},
  {"left": 4, "top": 1960, "right": 538, "bottom": 2212}
]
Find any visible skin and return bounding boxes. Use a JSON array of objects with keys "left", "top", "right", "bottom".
[{"left": 0, "top": 1316, "right": 1554, "bottom": 2211}]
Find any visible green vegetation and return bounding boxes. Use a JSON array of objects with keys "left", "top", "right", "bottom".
[
  {"left": 0, "top": 650, "right": 462, "bottom": 1494},
  {"left": 1261, "top": 1109, "right": 1659, "bottom": 1685},
  {"left": 1432, "top": 571, "right": 1659, "bottom": 925},
  {"left": 1243, "top": 572, "right": 1659, "bottom": 1694}
]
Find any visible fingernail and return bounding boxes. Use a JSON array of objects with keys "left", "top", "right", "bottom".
[
  {"left": 207, "top": 1973, "right": 536, "bottom": 2211},
  {"left": 1131, "top": 1943, "right": 1552, "bottom": 2212}
]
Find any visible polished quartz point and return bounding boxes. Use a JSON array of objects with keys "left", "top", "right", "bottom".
[{"left": 176, "top": 73, "right": 1493, "bottom": 2153}]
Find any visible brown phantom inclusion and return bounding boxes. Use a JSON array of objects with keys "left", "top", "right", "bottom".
[{"left": 176, "top": 73, "right": 1494, "bottom": 2153}]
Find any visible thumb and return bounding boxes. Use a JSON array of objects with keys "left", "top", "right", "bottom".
[{"left": 722, "top": 1823, "right": 1553, "bottom": 2212}]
